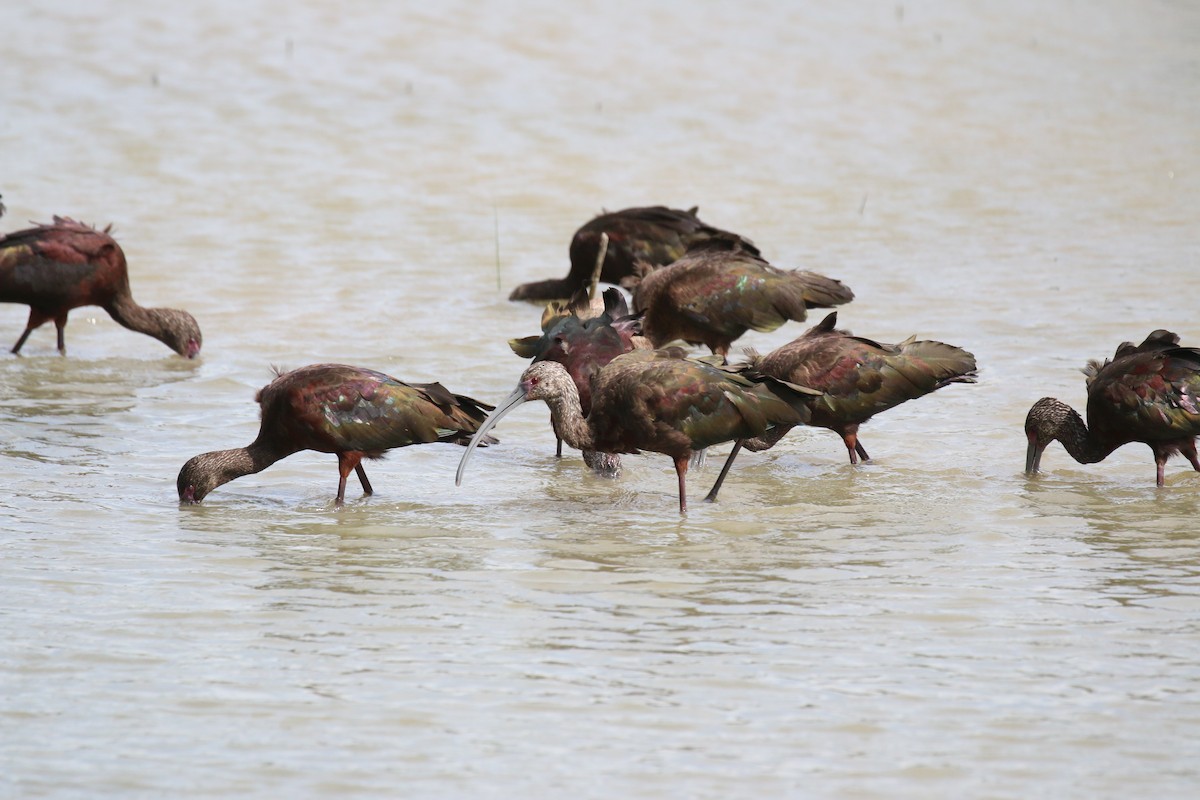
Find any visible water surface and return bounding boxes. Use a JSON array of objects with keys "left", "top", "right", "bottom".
[{"left": 2, "top": 1, "right": 1199, "bottom": 797}]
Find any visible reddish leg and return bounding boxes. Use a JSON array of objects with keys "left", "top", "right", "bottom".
[
  {"left": 1182, "top": 440, "right": 1200, "bottom": 474},
  {"left": 674, "top": 455, "right": 690, "bottom": 514},
  {"left": 841, "top": 425, "right": 867, "bottom": 464},
  {"left": 336, "top": 452, "right": 366, "bottom": 505}
]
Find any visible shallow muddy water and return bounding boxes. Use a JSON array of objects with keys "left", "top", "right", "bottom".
[{"left": 2, "top": 1, "right": 1199, "bottom": 797}]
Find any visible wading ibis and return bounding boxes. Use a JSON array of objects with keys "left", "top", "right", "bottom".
[
  {"left": 456, "top": 349, "right": 819, "bottom": 513},
  {"left": 0, "top": 217, "right": 201, "bottom": 357},
  {"left": 509, "top": 288, "right": 646, "bottom": 474},
  {"left": 508, "top": 205, "right": 745, "bottom": 302},
  {"left": 624, "top": 234, "right": 853, "bottom": 359},
  {"left": 178, "top": 364, "right": 495, "bottom": 505},
  {"left": 1025, "top": 330, "right": 1200, "bottom": 486},
  {"left": 705, "top": 312, "right": 977, "bottom": 501}
]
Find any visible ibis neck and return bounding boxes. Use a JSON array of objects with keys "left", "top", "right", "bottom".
[
  {"left": 107, "top": 294, "right": 175, "bottom": 342},
  {"left": 1054, "top": 405, "right": 1116, "bottom": 465},
  {"left": 542, "top": 381, "right": 597, "bottom": 452},
  {"left": 205, "top": 440, "right": 295, "bottom": 490}
]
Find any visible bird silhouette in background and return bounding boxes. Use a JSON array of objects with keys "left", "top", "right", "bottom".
[
  {"left": 1025, "top": 329, "right": 1200, "bottom": 486},
  {"left": 178, "top": 363, "right": 496, "bottom": 505},
  {"left": 0, "top": 217, "right": 201, "bottom": 357}
]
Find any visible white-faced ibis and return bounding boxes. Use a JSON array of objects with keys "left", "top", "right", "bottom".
[
  {"left": 624, "top": 234, "right": 854, "bottom": 359},
  {"left": 508, "top": 205, "right": 745, "bottom": 302},
  {"left": 509, "top": 288, "right": 646, "bottom": 475},
  {"left": 0, "top": 217, "right": 201, "bottom": 357},
  {"left": 456, "top": 350, "right": 818, "bottom": 513},
  {"left": 704, "top": 312, "right": 978, "bottom": 501},
  {"left": 1025, "top": 330, "right": 1200, "bottom": 486},
  {"left": 508, "top": 288, "right": 645, "bottom": 410},
  {"left": 178, "top": 363, "right": 496, "bottom": 505}
]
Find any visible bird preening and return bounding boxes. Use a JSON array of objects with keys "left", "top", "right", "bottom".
[
  {"left": 622, "top": 233, "right": 854, "bottom": 360},
  {"left": 1024, "top": 330, "right": 1200, "bottom": 486},
  {"left": 177, "top": 364, "right": 496, "bottom": 505},
  {"left": 0, "top": 217, "right": 201, "bottom": 357}
]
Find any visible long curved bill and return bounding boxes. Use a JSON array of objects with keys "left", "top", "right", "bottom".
[
  {"left": 1024, "top": 438, "right": 1043, "bottom": 474},
  {"left": 456, "top": 386, "right": 529, "bottom": 486}
]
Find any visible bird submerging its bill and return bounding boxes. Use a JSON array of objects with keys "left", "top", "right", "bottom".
[
  {"left": 178, "top": 364, "right": 496, "bottom": 505},
  {"left": 0, "top": 217, "right": 201, "bottom": 357},
  {"left": 455, "top": 349, "right": 820, "bottom": 514},
  {"left": 1024, "top": 329, "right": 1200, "bottom": 486}
]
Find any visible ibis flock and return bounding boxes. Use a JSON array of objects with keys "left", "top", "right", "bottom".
[{"left": 2, "top": 204, "right": 1197, "bottom": 513}]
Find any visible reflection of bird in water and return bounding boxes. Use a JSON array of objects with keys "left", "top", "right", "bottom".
[
  {"left": 178, "top": 364, "right": 495, "bottom": 505},
  {"left": 457, "top": 350, "right": 819, "bottom": 514},
  {"left": 624, "top": 234, "right": 853, "bottom": 360},
  {"left": 1025, "top": 329, "right": 1200, "bottom": 486},
  {"left": 508, "top": 205, "right": 745, "bottom": 302},
  {"left": 0, "top": 217, "right": 201, "bottom": 357},
  {"left": 705, "top": 312, "right": 978, "bottom": 501}
]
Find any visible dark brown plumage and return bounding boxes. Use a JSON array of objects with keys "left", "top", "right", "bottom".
[
  {"left": 457, "top": 349, "right": 818, "bottom": 513},
  {"left": 508, "top": 205, "right": 745, "bottom": 302},
  {"left": 0, "top": 217, "right": 201, "bottom": 357},
  {"left": 508, "top": 288, "right": 646, "bottom": 474},
  {"left": 178, "top": 364, "right": 495, "bottom": 505},
  {"left": 1025, "top": 330, "right": 1200, "bottom": 486},
  {"left": 624, "top": 234, "right": 854, "bottom": 359},
  {"left": 705, "top": 312, "right": 977, "bottom": 501}
]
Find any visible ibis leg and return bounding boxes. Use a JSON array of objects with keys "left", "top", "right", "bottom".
[
  {"left": 674, "top": 456, "right": 690, "bottom": 514},
  {"left": 12, "top": 309, "right": 49, "bottom": 354},
  {"left": 1182, "top": 440, "right": 1200, "bottom": 474},
  {"left": 336, "top": 452, "right": 367, "bottom": 505},
  {"left": 843, "top": 426, "right": 867, "bottom": 464},
  {"left": 355, "top": 463, "right": 374, "bottom": 496},
  {"left": 11, "top": 327, "right": 33, "bottom": 355},
  {"left": 55, "top": 315, "right": 68, "bottom": 355},
  {"left": 704, "top": 440, "right": 743, "bottom": 503}
]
